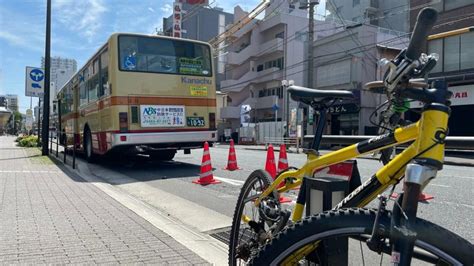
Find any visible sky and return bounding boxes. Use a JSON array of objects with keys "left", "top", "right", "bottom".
[{"left": 0, "top": 0, "right": 263, "bottom": 113}]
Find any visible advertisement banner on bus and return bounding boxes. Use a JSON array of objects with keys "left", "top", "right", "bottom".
[
  {"left": 190, "top": 86, "right": 208, "bottom": 96},
  {"left": 140, "top": 105, "right": 185, "bottom": 127}
]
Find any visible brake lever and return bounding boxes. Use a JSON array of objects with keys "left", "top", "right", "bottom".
[{"left": 383, "top": 57, "right": 420, "bottom": 93}]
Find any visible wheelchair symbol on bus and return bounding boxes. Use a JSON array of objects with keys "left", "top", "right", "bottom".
[{"left": 124, "top": 55, "right": 136, "bottom": 70}]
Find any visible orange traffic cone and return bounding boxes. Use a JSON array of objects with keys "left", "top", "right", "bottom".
[
  {"left": 418, "top": 192, "right": 434, "bottom": 201},
  {"left": 193, "top": 142, "right": 221, "bottom": 185},
  {"left": 265, "top": 145, "right": 291, "bottom": 203},
  {"left": 277, "top": 144, "right": 299, "bottom": 191},
  {"left": 224, "top": 139, "right": 241, "bottom": 171},
  {"left": 390, "top": 192, "right": 434, "bottom": 202},
  {"left": 265, "top": 144, "right": 277, "bottom": 178},
  {"left": 277, "top": 144, "right": 289, "bottom": 173}
]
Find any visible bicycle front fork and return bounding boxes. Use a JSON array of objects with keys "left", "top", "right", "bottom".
[{"left": 391, "top": 162, "right": 438, "bottom": 265}]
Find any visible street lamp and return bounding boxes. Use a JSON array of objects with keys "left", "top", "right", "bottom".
[{"left": 282, "top": 79, "right": 294, "bottom": 138}]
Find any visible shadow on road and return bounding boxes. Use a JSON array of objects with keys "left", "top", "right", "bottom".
[{"left": 91, "top": 154, "right": 208, "bottom": 182}]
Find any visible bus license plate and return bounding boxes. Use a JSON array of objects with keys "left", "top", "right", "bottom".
[{"left": 187, "top": 117, "right": 205, "bottom": 127}]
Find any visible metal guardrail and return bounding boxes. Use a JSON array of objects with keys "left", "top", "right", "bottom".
[
  {"left": 303, "top": 135, "right": 474, "bottom": 151},
  {"left": 49, "top": 131, "right": 76, "bottom": 169},
  {"left": 265, "top": 137, "right": 301, "bottom": 153}
]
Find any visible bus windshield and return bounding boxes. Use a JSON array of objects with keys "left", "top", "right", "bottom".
[{"left": 119, "top": 35, "right": 212, "bottom": 77}]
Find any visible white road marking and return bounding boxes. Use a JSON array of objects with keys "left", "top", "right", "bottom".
[
  {"left": 214, "top": 176, "right": 245, "bottom": 186},
  {"left": 436, "top": 201, "right": 474, "bottom": 210},
  {"left": 439, "top": 175, "right": 474, "bottom": 180},
  {"left": 0, "top": 170, "right": 60, "bottom": 173},
  {"left": 429, "top": 184, "right": 451, "bottom": 188},
  {"left": 456, "top": 176, "right": 474, "bottom": 180}
]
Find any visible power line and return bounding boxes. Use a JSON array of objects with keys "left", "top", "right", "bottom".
[
  {"left": 218, "top": 0, "right": 426, "bottom": 68},
  {"left": 220, "top": 33, "right": 409, "bottom": 91},
  {"left": 220, "top": 0, "right": 448, "bottom": 88},
  {"left": 326, "top": 0, "right": 379, "bottom": 63}
]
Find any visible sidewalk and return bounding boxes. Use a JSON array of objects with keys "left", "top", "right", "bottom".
[{"left": 0, "top": 136, "right": 208, "bottom": 265}]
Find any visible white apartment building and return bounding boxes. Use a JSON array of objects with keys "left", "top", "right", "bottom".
[
  {"left": 41, "top": 56, "right": 77, "bottom": 115},
  {"left": 1, "top": 94, "right": 19, "bottom": 112},
  {"left": 220, "top": 0, "right": 307, "bottom": 130},
  {"left": 220, "top": 0, "right": 340, "bottom": 132}
]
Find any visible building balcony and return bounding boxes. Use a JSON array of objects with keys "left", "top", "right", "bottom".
[
  {"left": 221, "top": 67, "right": 284, "bottom": 93},
  {"left": 253, "top": 96, "right": 283, "bottom": 110},
  {"left": 227, "top": 38, "right": 284, "bottom": 66},
  {"left": 220, "top": 106, "right": 241, "bottom": 119}
]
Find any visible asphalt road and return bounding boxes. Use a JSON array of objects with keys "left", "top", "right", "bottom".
[{"left": 94, "top": 144, "right": 474, "bottom": 245}]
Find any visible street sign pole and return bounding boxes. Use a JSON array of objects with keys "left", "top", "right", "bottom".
[{"left": 41, "top": 0, "right": 51, "bottom": 155}]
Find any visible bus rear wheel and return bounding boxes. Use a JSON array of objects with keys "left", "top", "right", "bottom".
[
  {"left": 84, "top": 129, "right": 96, "bottom": 163},
  {"left": 150, "top": 150, "right": 176, "bottom": 161}
]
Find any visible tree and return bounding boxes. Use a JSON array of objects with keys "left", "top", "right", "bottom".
[{"left": 7, "top": 111, "right": 23, "bottom": 135}]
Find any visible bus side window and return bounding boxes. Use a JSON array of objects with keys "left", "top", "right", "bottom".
[
  {"left": 88, "top": 59, "right": 99, "bottom": 102},
  {"left": 100, "top": 49, "right": 109, "bottom": 96},
  {"left": 80, "top": 70, "right": 88, "bottom": 106}
]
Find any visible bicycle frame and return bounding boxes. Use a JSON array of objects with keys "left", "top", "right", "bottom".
[{"left": 255, "top": 104, "right": 449, "bottom": 223}]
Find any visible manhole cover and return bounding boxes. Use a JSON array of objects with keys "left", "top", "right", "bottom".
[
  {"left": 207, "top": 226, "right": 256, "bottom": 246},
  {"left": 207, "top": 226, "right": 232, "bottom": 244}
]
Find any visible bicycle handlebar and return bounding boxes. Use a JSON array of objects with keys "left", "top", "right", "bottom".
[{"left": 405, "top": 7, "right": 438, "bottom": 61}]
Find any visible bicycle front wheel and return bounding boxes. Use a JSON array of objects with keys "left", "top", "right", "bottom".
[{"left": 251, "top": 208, "right": 473, "bottom": 265}]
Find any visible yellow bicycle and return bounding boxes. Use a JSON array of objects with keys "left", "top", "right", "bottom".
[{"left": 229, "top": 7, "right": 473, "bottom": 265}]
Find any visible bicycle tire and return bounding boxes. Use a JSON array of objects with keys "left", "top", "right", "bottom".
[
  {"left": 251, "top": 208, "right": 473, "bottom": 265},
  {"left": 228, "top": 169, "right": 279, "bottom": 266}
]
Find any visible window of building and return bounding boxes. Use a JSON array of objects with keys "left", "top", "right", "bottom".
[
  {"left": 277, "top": 57, "right": 284, "bottom": 69},
  {"left": 460, "top": 31, "right": 474, "bottom": 70},
  {"left": 428, "top": 32, "right": 474, "bottom": 73},
  {"left": 353, "top": 0, "right": 360, "bottom": 7},
  {"left": 445, "top": 0, "right": 472, "bottom": 10},
  {"left": 428, "top": 39, "right": 443, "bottom": 73},
  {"left": 275, "top": 31, "right": 284, "bottom": 39},
  {"left": 295, "top": 31, "right": 307, "bottom": 42},
  {"left": 261, "top": 57, "right": 284, "bottom": 71},
  {"left": 430, "top": 0, "right": 472, "bottom": 12},
  {"left": 444, "top": 36, "right": 460, "bottom": 72},
  {"left": 430, "top": 0, "right": 444, "bottom": 11},
  {"left": 257, "top": 64, "right": 264, "bottom": 72}
]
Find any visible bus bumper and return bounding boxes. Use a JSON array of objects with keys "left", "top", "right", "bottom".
[{"left": 111, "top": 130, "right": 218, "bottom": 148}]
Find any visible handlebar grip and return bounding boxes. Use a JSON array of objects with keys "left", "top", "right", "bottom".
[{"left": 405, "top": 7, "right": 438, "bottom": 61}]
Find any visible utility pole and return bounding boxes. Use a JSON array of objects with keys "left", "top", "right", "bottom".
[
  {"left": 307, "top": 2, "right": 316, "bottom": 87},
  {"left": 37, "top": 98, "right": 41, "bottom": 138},
  {"left": 41, "top": 0, "right": 51, "bottom": 155},
  {"left": 300, "top": 0, "right": 319, "bottom": 135}
]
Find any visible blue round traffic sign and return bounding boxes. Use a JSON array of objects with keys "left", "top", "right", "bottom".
[{"left": 30, "top": 69, "right": 44, "bottom": 82}]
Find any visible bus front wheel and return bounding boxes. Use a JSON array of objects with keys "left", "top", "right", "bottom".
[{"left": 84, "top": 129, "right": 96, "bottom": 163}]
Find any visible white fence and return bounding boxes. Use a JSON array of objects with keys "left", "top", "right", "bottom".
[{"left": 238, "top": 121, "right": 287, "bottom": 144}]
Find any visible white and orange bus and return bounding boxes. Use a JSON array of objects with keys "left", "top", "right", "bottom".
[{"left": 57, "top": 33, "right": 217, "bottom": 162}]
